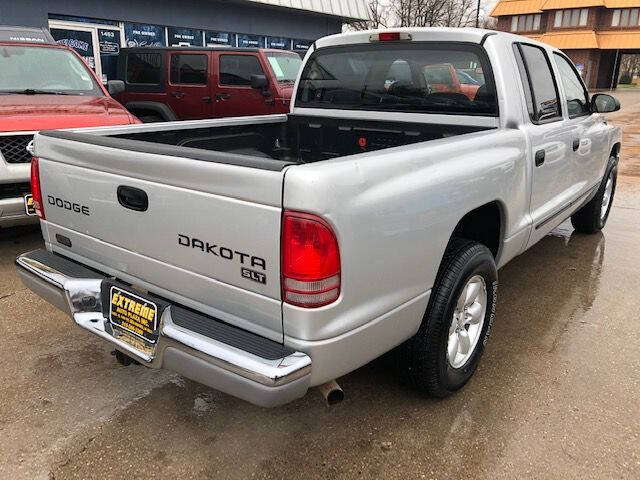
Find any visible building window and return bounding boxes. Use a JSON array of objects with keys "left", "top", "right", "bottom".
[
  {"left": 553, "top": 9, "right": 589, "bottom": 28},
  {"left": 612, "top": 9, "right": 640, "bottom": 27},
  {"left": 511, "top": 14, "right": 541, "bottom": 32}
]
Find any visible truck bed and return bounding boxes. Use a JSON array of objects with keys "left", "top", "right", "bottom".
[
  {"left": 45, "top": 114, "right": 494, "bottom": 168},
  {"left": 32, "top": 113, "right": 496, "bottom": 343}
]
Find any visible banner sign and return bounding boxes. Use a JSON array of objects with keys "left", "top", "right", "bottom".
[
  {"left": 167, "top": 27, "right": 203, "bottom": 47},
  {"left": 50, "top": 28, "right": 96, "bottom": 69},
  {"left": 267, "top": 36, "right": 290, "bottom": 50},
  {"left": 204, "top": 31, "right": 235, "bottom": 47},
  {"left": 292, "top": 39, "right": 312, "bottom": 51},
  {"left": 237, "top": 34, "right": 265, "bottom": 48},
  {"left": 124, "top": 23, "right": 165, "bottom": 47}
]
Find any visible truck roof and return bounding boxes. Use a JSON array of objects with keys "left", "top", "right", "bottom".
[
  {"left": 0, "top": 25, "right": 55, "bottom": 45},
  {"left": 314, "top": 27, "right": 561, "bottom": 54}
]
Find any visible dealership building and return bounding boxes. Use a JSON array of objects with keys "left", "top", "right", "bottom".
[
  {"left": 491, "top": 0, "right": 640, "bottom": 88},
  {"left": 0, "top": 0, "right": 369, "bottom": 82}
]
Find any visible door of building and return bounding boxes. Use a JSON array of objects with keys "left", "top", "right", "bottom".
[
  {"left": 97, "top": 28, "right": 122, "bottom": 83},
  {"left": 49, "top": 20, "right": 123, "bottom": 83},
  {"left": 49, "top": 24, "right": 100, "bottom": 74}
]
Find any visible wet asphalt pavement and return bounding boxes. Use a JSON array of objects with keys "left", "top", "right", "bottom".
[{"left": 2, "top": 93, "right": 640, "bottom": 480}]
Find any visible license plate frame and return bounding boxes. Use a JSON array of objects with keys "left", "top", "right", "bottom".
[
  {"left": 24, "top": 194, "right": 36, "bottom": 216},
  {"left": 108, "top": 285, "right": 160, "bottom": 345}
]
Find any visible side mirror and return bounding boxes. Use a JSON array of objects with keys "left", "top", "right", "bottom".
[
  {"left": 107, "top": 80, "right": 125, "bottom": 97},
  {"left": 590, "top": 93, "right": 620, "bottom": 113},
  {"left": 250, "top": 74, "right": 268, "bottom": 89}
]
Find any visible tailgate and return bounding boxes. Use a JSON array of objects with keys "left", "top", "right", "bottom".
[{"left": 34, "top": 131, "right": 286, "bottom": 340}]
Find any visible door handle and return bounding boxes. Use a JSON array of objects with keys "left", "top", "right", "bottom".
[
  {"left": 170, "top": 91, "right": 185, "bottom": 99},
  {"left": 201, "top": 96, "right": 212, "bottom": 104},
  {"left": 534, "top": 149, "right": 545, "bottom": 167},
  {"left": 215, "top": 93, "right": 230, "bottom": 101},
  {"left": 572, "top": 138, "right": 580, "bottom": 151},
  {"left": 264, "top": 98, "right": 275, "bottom": 106},
  {"left": 117, "top": 185, "right": 148, "bottom": 212}
]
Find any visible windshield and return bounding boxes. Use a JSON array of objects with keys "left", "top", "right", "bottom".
[
  {"left": 0, "top": 46, "right": 102, "bottom": 95},
  {"left": 296, "top": 43, "right": 497, "bottom": 116},
  {"left": 266, "top": 52, "right": 302, "bottom": 83}
]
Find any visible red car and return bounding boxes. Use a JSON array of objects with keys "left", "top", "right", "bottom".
[
  {"left": 423, "top": 63, "right": 481, "bottom": 100},
  {"left": 114, "top": 47, "right": 302, "bottom": 122},
  {"left": 0, "top": 26, "right": 139, "bottom": 228}
]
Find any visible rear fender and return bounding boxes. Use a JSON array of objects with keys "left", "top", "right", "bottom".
[{"left": 125, "top": 102, "right": 177, "bottom": 122}]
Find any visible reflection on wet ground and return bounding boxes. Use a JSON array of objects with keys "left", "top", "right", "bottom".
[{"left": 38, "top": 212, "right": 639, "bottom": 480}]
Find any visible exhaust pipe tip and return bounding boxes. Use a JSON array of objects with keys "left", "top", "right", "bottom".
[{"left": 317, "top": 379, "right": 344, "bottom": 405}]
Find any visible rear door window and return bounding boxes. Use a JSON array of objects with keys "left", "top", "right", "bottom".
[
  {"left": 296, "top": 43, "right": 497, "bottom": 116},
  {"left": 170, "top": 54, "right": 207, "bottom": 85},
  {"left": 126, "top": 52, "right": 162, "bottom": 84},
  {"left": 514, "top": 44, "right": 561, "bottom": 123},
  {"left": 219, "top": 55, "right": 264, "bottom": 86}
]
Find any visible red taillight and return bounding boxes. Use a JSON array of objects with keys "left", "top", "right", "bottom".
[
  {"left": 30, "top": 157, "right": 45, "bottom": 219},
  {"left": 379, "top": 32, "right": 400, "bottom": 42},
  {"left": 282, "top": 211, "right": 340, "bottom": 308},
  {"left": 370, "top": 32, "right": 412, "bottom": 42}
]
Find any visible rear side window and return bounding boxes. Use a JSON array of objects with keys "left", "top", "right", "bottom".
[
  {"left": 170, "top": 54, "right": 207, "bottom": 85},
  {"left": 553, "top": 53, "right": 589, "bottom": 118},
  {"left": 296, "top": 43, "right": 498, "bottom": 116},
  {"left": 219, "top": 55, "right": 264, "bottom": 86},
  {"left": 514, "top": 44, "right": 561, "bottom": 123},
  {"left": 126, "top": 52, "right": 162, "bottom": 84}
]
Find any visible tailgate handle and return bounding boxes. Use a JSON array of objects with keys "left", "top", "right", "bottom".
[
  {"left": 117, "top": 186, "right": 148, "bottom": 212},
  {"left": 572, "top": 138, "right": 581, "bottom": 151}
]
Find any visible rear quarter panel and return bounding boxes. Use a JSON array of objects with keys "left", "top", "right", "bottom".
[{"left": 282, "top": 128, "right": 529, "bottom": 343}]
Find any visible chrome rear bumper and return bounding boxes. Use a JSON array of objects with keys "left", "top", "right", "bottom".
[
  {"left": 16, "top": 249, "right": 311, "bottom": 407},
  {"left": 0, "top": 197, "right": 37, "bottom": 227}
]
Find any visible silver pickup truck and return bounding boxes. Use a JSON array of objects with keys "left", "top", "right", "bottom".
[{"left": 17, "top": 28, "right": 621, "bottom": 407}]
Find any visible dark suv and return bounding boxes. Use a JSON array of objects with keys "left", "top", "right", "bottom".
[{"left": 114, "top": 47, "right": 302, "bottom": 122}]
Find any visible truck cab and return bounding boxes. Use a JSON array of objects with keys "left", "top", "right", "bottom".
[{"left": 114, "top": 47, "right": 302, "bottom": 122}]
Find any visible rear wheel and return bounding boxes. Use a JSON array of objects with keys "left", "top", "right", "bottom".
[
  {"left": 571, "top": 157, "right": 618, "bottom": 234},
  {"left": 400, "top": 238, "right": 498, "bottom": 397}
]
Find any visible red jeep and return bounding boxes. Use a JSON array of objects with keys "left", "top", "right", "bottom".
[
  {"left": 0, "top": 26, "right": 138, "bottom": 228},
  {"left": 114, "top": 47, "right": 302, "bottom": 122}
]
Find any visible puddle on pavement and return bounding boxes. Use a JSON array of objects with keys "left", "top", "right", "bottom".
[{"left": 47, "top": 220, "right": 614, "bottom": 480}]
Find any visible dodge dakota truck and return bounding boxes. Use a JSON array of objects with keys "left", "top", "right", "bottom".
[{"left": 17, "top": 28, "right": 621, "bottom": 407}]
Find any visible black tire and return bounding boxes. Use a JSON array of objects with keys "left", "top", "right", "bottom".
[
  {"left": 571, "top": 157, "right": 618, "bottom": 234},
  {"left": 400, "top": 238, "right": 498, "bottom": 397}
]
